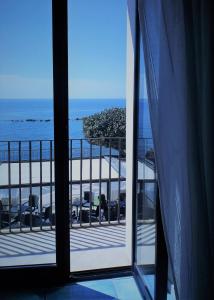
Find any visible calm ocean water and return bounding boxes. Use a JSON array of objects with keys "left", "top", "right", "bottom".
[
  {"left": 0, "top": 99, "right": 126, "bottom": 141},
  {"left": 0, "top": 98, "right": 152, "bottom": 160}
]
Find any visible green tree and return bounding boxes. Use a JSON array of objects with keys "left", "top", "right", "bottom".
[{"left": 83, "top": 107, "right": 126, "bottom": 155}]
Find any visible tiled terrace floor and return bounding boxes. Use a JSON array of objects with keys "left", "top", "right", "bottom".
[{"left": 0, "top": 223, "right": 155, "bottom": 271}]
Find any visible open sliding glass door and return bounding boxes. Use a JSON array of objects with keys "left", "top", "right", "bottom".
[
  {"left": 133, "top": 4, "right": 169, "bottom": 300},
  {"left": 0, "top": 0, "right": 70, "bottom": 285},
  {"left": 132, "top": 6, "right": 157, "bottom": 300}
]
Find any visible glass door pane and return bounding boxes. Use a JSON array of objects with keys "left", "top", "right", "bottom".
[
  {"left": 0, "top": 0, "right": 56, "bottom": 267},
  {"left": 134, "top": 33, "right": 157, "bottom": 298},
  {"left": 68, "top": 0, "right": 128, "bottom": 272}
]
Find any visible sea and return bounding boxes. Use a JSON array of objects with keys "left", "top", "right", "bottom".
[
  {"left": 0, "top": 99, "right": 125, "bottom": 141},
  {"left": 0, "top": 98, "right": 152, "bottom": 161}
]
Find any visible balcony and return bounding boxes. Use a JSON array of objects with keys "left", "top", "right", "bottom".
[{"left": 0, "top": 138, "right": 155, "bottom": 271}]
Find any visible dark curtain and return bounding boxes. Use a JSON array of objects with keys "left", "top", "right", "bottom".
[{"left": 138, "top": 0, "right": 214, "bottom": 299}]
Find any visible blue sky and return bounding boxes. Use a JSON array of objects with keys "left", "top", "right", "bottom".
[{"left": 0, "top": 0, "right": 126, "bottom": 99}]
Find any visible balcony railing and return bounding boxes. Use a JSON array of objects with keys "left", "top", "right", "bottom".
[
  {"left": 0, "top": 138, "right": 125, "bottom": 233},
  {"left": 0, "top": 137, "right": 154, "bottom": 233}
]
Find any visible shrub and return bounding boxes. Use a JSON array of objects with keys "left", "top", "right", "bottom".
[{"left": 83, "top": 107, "right": 126, "bottom": 155}]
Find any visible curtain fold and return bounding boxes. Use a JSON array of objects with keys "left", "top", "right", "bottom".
[{"left": 138, "top": 0, "right": 214, "bottom": 299}]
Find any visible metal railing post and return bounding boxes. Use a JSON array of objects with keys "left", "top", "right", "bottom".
[
  {"left": 89, "top": 141, "right": 92, "bottom": 225},
  {"left": 50, "top": 140, "right": 53, "bottom": 230},
  {"left": 8, "top": 142, "right": 12, "bottom": 232},
  {"left": 40, "top": 141, "right": 43, "bottom": 230},
  {"left": 70, "top": 139, "right": 73, "bottom": 227},
  {"left": 99, "top": 140, "right": 102, "bottom": 225},
  {"left": 19, "top": 141, "right": 22, "bottom": 231},
  {"left": 118, "top": 138, "right": 121, "bottom": 223},
  {"left": 80, "top": 139, "right": 83, "bottom": 226},
  {"left": 108, "top": 139, "right": 112, "bottom": 224},
  {"left": 29, "top": 141, "right": 32, "bottom": 231}
]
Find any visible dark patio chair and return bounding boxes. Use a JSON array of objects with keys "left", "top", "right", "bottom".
[
  {"left": 96, "top": 194, "right": 108, "bottom": 221},
  {"left": 0, "top": 200, "right": 17, "bottom": 229},
  {"left": 79, "top": 209, "right": 97, "bottom": 223},
  {"left": 0, "top": 209, "right": 10, "bottom": 228},
  {"left": 21, "top": 213, "right": 42, "bottom": 227},
  {"left": 43, "top": 206, "right": 56, "bottom": 225},
  {"left": 21, "top": 194, "right": 39, "bottom": 213},
  {"left": 110, "top": 206, "right": 118, "bottom": 221},
  {"left": 79, "top": 210, "right": 89, "bottom": 223}
]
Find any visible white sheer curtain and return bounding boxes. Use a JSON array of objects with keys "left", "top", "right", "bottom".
[{"left": 138, "top": 0, "right": 214, "bottom": 299}]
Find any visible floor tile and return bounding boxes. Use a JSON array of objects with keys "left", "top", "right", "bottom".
[
  {"left": 46, "top": 283, "right": 116, "bottom": 300},
  {"left": 112, "top": 277, "right": 143, "bottom": 300},
  {"left": 79, "top": 278, "right": 117, "bottom": 298},
  {"left": 0, "top": 290, "right": 44, "bottom": 300},
  {"left": 0, "top": 276, "right": 143, "bottom": 300},
  {"left": 144, "top": 275, "right": 155, "bottom": 298}
]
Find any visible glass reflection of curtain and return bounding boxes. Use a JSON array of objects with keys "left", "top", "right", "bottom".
[{"left": 138, "top": 0, "right": 214, "bottom": 299}]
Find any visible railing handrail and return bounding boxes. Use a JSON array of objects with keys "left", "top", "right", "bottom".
[{"left": 0, "top": 136, "right": 127, "bottom": 143}]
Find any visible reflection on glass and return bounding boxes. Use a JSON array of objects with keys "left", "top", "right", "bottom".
[
  {"left": 0, "top": 1, "right": 56, "bottom": 267},
  {"left": 135, "top": 35, "right": 157, "bottom": 298}
]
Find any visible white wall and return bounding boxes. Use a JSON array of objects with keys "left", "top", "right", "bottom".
[{"left": 125, "top": 0, "right": 137, "bottom": 264}]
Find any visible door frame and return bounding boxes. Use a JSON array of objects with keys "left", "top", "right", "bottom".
[
  {"left": 132, "top": 1, "right": 168, "bottom": 299},
  {"left": 131, "top": 2, "right": 154, "bottom": 299},
  {"left": 0, "top": 0, "right": 70, "bottom": 286}
]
